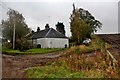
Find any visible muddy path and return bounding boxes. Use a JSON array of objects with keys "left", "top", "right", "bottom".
[{"left": 2, "top": 50, "right": 65, "bottom": 78}]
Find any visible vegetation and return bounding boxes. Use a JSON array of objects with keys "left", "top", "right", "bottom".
[
  {"left": 24, "top": 61, "right": 103, "bottom": 78},
  {"left": 24, "top": 43, "right": 119, "bottom": 78},
  {"left": 56, "top": 22, "right": 66, "bottom": 35},
  {"left": 2, "top": 48, "right": 65, "bottom": 55},
  {"left": 2, "top": 47, "right": 21, "bottom": 53},
  {"left": 70, "top": 4, "right": 102, "bottom": 44},
  {"left": 24, "top": 35, "right": 119, "bottom": 78},
  {"left": 75, "top": 35, "right": 111, "bottom": 54},
  {"left": 26, "top": 48, "right": 65, "bottom": 53},
  {"left": 0, "top": 43, "right": 2, "bottom": 52},
  {"left": 25, "top": 51, "right": 119, "bottom": 78},
  {"left": 1, "top": 9, "right": 31, "bottom": 50},
  {"left": 70, "top": 35, "right": 111, "bottom": 54}
]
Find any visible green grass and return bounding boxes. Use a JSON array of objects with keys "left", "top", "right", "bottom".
[
  {"left": 26, "top": 48, "right": 64, "bottom": 53},
  {"left": 24, "top": 61, "right": 86, "bottom": 78},
  {"left": 24, "top": 61, "right": 103, "bottom": 78},
  {"left": 0, "top": 43, "right": 2, "bottom": 52},
  {"left": 2, "top": 47, "right": 65, "bottom": 55},
  {"left": 2, "top": 47, "right": 21, "bottom": 53},
  {"left": 75, "top": 35, "right": 112, "bottom": 54}
]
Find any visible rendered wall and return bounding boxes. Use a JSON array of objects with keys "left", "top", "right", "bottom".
[{"left": 36, "top": 38, "right": 69, "bottom": 48}]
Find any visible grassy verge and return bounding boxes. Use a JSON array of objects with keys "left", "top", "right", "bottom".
[
  {"left": 26, "top": 48, "right": 64, "bottom": 53},
  {"left": 2, "top": 47, "right": 65, "bottom": 55},
  {"left": 24, "top": 47, "right": 119, "bottom": 78},
  {"left": 24, "top": 61, "right": 103, "bottom": 78},
  {"left": 75, "top": 35, "right": 112, "bottom": 54}
]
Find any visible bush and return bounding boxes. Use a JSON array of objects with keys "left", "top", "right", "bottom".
[
  {"left": 3, "top": 42, "right": 12, "bottom": 49},
  {"left": 16, "top": 38, "right": 32, "bottom": 51},
  {"left": 75, "top": 48, "right": 80, "bottom": 54}
]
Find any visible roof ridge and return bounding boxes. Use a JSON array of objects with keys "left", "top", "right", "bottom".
[{"left": 45, "top": 28, "right": 52, "bottom": 37}]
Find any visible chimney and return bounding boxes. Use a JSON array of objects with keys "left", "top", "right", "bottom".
[
  {"left": 37, "top": 27, "right": 40, "bottom": 32},
  {"left": 45, "top": 24, "right": 50, "bottom": 29},
  {"left": 32, "top": 30, "right": 34, "bottom": 33}
]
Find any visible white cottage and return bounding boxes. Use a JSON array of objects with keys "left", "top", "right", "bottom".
[{"left": 29, "top": 27, "right": 69, "bottom": 48}]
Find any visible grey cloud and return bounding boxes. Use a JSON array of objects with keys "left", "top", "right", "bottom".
[{"left": 0, "top": 1, "right": 118, "bottom": 36}]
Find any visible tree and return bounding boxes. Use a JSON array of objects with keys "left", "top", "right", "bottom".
[
  {"left": 2, "top": 9, "right": 31, "bottom": 49},
  {"left": 70, "top": 4, "right": 102, "bottom": 44},
  {"left": 55, "top": 22, "right": 65, "bottom": 35},
  {"left": 79, "top": 8, "right": 102, "bottom": 33}
]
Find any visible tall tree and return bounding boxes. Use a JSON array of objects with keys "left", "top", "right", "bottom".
[
  {"left": 70, "top": 4, "right": 102, "bottom": 44},
  {"left": 79, "top": 8, "right": 102, "bottom": 33},
  {"left": 2, "top": 9, "right": 30, "bottom": 49},
  {"left": 55, "top": 22, "right": 65, "bottom": 35}
]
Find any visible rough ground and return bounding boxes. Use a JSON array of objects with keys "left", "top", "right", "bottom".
[
  {"left": 3, "top": 48, "right": 119, "bottom": 78},
  {"left": 2, "top": 34, "right": 120, "bottom": 78},
  {"left": 2, "top": 50, "right": 65, "bottom": 78}
]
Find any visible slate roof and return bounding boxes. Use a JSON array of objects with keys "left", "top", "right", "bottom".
[{"left": 29, "top": 28, "right": 67, "bottom": 39}]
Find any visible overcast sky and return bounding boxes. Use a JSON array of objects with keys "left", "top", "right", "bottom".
[{"left": 0, "top": 0, "right": 119, "bottom": 37}]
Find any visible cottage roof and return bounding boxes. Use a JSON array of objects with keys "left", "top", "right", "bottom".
[{"left": 31, "top": 28, "right": 67, "bottom": 39}]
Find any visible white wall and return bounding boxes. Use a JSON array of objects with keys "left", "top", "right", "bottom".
[
  {"left": 36, "top": 38, "right": 69, "bottom": 48},
  {"left": 33, "top": 39, "right": 37, "bottom": 45}
]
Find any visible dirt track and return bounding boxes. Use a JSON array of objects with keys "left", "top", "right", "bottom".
[
  {"left": 2, "top": 51, "right": 65, "bottom": 78},
  {"left": 2, "top": 34, "right": 120, "bottom": 78}
]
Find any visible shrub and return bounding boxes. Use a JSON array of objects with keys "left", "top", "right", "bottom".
[
  {"left": 3, "top": 42, "right": 12, "bottom": 49},
  {"left": 75, "top": 47, "right": 80, "bottom": 54},
  {"left": 16, "top": 38, "right": 32, "bottom": 51}
]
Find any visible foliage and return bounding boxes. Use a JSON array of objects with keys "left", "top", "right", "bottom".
[
  {"left": 1, "top": 9, "right": 31, "bottom": 49},
  {"left": 16, "top": 38, "right": 32, "bottom": 51},
  {"left": 3, "top": 42, "right": 12, "bottom": 49},
  {"left": 79, "top": 8, "right": 102, "bottom": 32},
  {"left": 71, "top": 35, "right": 112, "bottom": 54},
  {"left": 56, "top": 22, "right": 66, "bottom": 35},
  {"left": 70, "top": 4, "right": 102, "bottom": 44}
]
